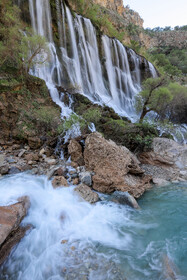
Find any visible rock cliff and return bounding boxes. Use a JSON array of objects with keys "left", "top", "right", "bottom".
[
  {"left": 150, "top": 30, "right": 187, "bottom": 49},
  {"left": 92, "top": 0, "right": 143, "bottom": 27},
  {"left": 66, "top": 0, "right": 150, "bottom": 47}
]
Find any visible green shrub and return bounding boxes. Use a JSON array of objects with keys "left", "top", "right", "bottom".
[
  {"left": 82, "top": 108, "right": 102, "bottom": 124},
  {"left": 63, "top": 113, "right": 87, "bottom": 131}
]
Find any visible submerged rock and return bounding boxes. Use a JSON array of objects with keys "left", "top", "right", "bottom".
[
  {"left": 74, "top": 184, "right": 99, "bottom": 204},
  {"left": 162, "top": 254, "right": 178, "bottom": 280},
  {"left": 84, "top": 132, "right": 151, "bottom": 198},
  {"left": 111, "top": 191, "right": 140, "bottom": 209},
  {"left": 0, "top": 196, "right": 30, "bottom": 266}
]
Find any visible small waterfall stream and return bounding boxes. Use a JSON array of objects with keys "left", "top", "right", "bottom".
[{"left": 27, "top": 0, "right": 154, "bottom": 121}]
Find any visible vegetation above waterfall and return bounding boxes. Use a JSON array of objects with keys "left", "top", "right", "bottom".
[
  {"left": 0, "top": 0, "right": 186, "bottom": 152},
  {"left": 66, "top": 0, "right": 144, "bottom": 43}
]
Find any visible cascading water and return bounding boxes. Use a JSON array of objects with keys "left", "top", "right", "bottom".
[
  {"left": 27, "top": 0, "right": 155, "bottom": 121},
  {"left": 148, "top": 61, "right": 158, "bottom": 78},
  {"left": 28, "top": 0, "right": 72, "bottom": 119}
]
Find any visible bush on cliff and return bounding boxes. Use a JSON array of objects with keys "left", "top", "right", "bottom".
[{"left": 0, "top": 0, "right": 49, "bottom": 74}]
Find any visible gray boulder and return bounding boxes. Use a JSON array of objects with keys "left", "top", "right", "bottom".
[
  {"left": 111, "top": 191, "right": 140, "bottom": 209},
  {"left": 79, "top": 171, "right": 92, "bottom": 187}
]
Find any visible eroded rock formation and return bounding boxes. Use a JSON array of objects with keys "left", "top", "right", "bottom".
[
  {"left": 139, "top": 137, "right": 187, "bottom": 183},
  {"left": 84, "top": 132, "right": 151, "bottom": 198},
  {"left": 92, "top": 0, "right": 143, "bottom": 27}
]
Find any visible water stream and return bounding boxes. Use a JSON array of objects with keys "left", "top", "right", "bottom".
[{"left": 0, "top": 174, "right": 186, "bottom": 280}]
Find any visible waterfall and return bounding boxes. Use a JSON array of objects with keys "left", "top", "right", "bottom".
[
  {"left": 148, "top": 61, "right": 158, "bottom": 78},
  {"left": 27, "top": 0, "right": 156, "bottom": 121}
]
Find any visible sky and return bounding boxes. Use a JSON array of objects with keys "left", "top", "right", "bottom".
[{"left": 123, "top": 0, "right": 187, "bottom": 28}]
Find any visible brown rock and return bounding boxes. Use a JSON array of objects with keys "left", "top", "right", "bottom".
[
  {"left": 0, "top": 225, "right": 31, "bottom": 266},
  {"left": 68, "top": 140, "right": 84, "bottom": 166},
  {"left": 47, "top": 166, "right": 66, "bottom": 179},
  {"left": 74, "top": 183, "right": 99, "bottom": 203},
  {"left": 28, "top": 137, "right": 42, "bottom": 149},
  {"left": 0, "top": 196, "right": 30, "bottom": 265},
  {"left": 71, "top": 161, "right": 78, "bottom": 168},
  {"left": 0, "top": 164, "right": 9, "bottom": 175},
  {"left": 21, "top": 164, "right": 32, "bottom": 172},
  {"left": 73, "top": 178, "right": 79, "bottom": 185},
  {"left": 24, "top": 153, "right": 39, "bottom": 162},
  {"left": 56, "top": 167, "right": 66, "bottom": 177},
  {"left": 52, "top": 176, "right": 68, "bottom": 188},
  {"left": 84, "top": 133, "right": 150, "bottom": 198}
]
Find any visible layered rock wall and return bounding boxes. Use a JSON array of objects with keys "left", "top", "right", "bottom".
[
  {"left": 150, "top": 31, "right": 187, "bottom": 49},
  {"left": 93, "top": 0, "right": 143, "bottom": 27}
]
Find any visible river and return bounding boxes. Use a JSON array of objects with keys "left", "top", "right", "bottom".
[{"left": 0, "top": 174, "right": 186, "bottom": 280}]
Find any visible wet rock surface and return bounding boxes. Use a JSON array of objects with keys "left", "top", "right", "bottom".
[
  {"left": 52, "top": 176, "right": 68, "bottom": 188},
  {"left": 84, "top": 132, "right": 151, "bottom": 198},
  {"left": 79, "top": 171, "right": 92, "bottom": 187},
  {"left": 74, "top": 184, "right": 99, "bottom": 204},
  {"left": 111, "top": 191, "right": 140, "bottom": 209},
  {"left": 0, "top": 196, "right": 30, "bottom": 266},
  {"left": 60, "top": 242, "right": 127, "bottom": 280}
]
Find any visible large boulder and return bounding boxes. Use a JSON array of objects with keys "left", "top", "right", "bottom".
[
  {"left": 84, "top": 132, "right": 151, "bottom": 198},
  {"left": 0, "top": 196, "right": 30, "bottom": 265},
  {"left": 139, "top": 137, "right": 187, "bottom": 183}
]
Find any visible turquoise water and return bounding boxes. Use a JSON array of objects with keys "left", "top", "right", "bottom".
[
  {"left": 105, "top": 183, "right": 187, "bottom": 279},
  {"left": 0, "top": 174, "right": 186, "bottom": 280}
]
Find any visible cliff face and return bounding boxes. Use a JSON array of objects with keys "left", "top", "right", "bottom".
[
  {"left": 92, "top": 0, "right": 143, "bottom": 27},
  {"left": 67, "top": 0, "right": 151, "bottom": 48},
  {"left": 150, "top": 31, "right": 187, "bottom": 49}
]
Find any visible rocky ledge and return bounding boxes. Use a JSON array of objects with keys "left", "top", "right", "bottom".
[{"left": 138, "top": 137, "right": 187, "bottom": 185}]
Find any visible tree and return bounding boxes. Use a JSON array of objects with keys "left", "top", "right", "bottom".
[
  {"left": 166, "top": 83, "right": 187, "bottom": 123},
  {"left": 0, "top": 0, "right": 49, "bottom": 74},
  {"left": 136, "top": 77, "right": 173, "bottom": 122},
  {"left": 19, "top": 33, "right": 49, "bottom": 73}
]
